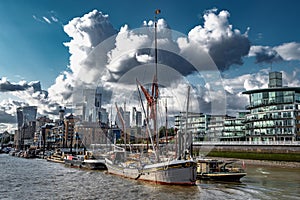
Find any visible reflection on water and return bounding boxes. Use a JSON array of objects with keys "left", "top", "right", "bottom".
[{"left": 0, "top": 154, "right": 299, "bottom": 200}]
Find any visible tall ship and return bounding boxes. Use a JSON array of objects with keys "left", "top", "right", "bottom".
[
  {"left": 105, "top": 150, "right": 196, "bottom": 185},
  {"left": 105, "top": 9, "right": 197, "bottom": 185}
]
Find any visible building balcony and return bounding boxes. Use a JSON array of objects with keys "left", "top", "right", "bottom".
[
  {"left": 244, "top": 116, "right": 293, "bottom": 123},
  {"left": 245, "top": 100, "right": 294, "bottom": 110},
  {"left": 244, "top": 125, "right": 294, "bottom": 130}
]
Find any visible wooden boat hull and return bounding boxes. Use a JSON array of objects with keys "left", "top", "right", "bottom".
[{"left": 105, "top": 158, "right": 197, "bottom": 185}]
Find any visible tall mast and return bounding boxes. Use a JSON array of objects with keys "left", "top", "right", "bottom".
[
  {"left": 154, "top": 9, "right": 160, "bottom": 151},
  {"left": 154, "top": 9, "right": 159, "bottom": 81},
  {"left": 184, "top": 86, "right": 190, "bottom": 154},
  {"left": 165, "top": 99, "right": 168, "bottom": 146},
  {"left": 136, "top": 80, "right": 158, "bottom": 159}
]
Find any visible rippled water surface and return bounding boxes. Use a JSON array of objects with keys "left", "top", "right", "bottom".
[{"left": 1, "top": 154, "right": 299, "bottom": 200}]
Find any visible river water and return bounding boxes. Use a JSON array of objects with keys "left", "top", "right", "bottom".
[{"left": 0, "top": 154, "right": 299, "bottom": 200}]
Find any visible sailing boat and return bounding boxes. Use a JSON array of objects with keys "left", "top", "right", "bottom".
[{"left": 105, "top": 10, "right": 197, "bottom": 185}]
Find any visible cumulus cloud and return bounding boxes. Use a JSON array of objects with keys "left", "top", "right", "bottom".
[
  {"left": 0, "top": 77, "right": 63, "bottom": 126},
  {"left": 249, "top": 42, "right": 300, "bottom": 63},
  {"left": 63, "top": 9, "right": 117, "bottom": 75},
  {"left": 47, "top": 9, "right": 250, "bottom": 118},
  {"left": 249, "top": 45, "right": 283, "bottom": 63},
  {"left": 0, "top": 78, "right": 45, "bottom": 94},
  {"left": 3, "top": 8, "right": 300, "bottom": 132},
  {"left": 46, "top": 9, "right": 252, "bottom": 110},
  {"left": 0, "top": 99, "right": 20, "bottom": 123},
  {"left": 0, "top": 99, "right": 23, "bottom": 133},
  {"left": 186, "top": 10, "right": 251, "bottom": 70},
  {"left": 274, "top": 42, "right": 300, "bottom": 61},
  {"left": 48, "top": 10, "right": 117, "bottom": 107}
]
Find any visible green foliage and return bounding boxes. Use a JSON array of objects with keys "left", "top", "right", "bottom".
[{"left": 159, "top": 126, "right": 175, "bottom": 138}]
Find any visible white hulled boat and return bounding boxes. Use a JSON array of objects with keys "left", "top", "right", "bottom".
[{"left": 105, "top": 152, "right": 196, "bottom": 185}]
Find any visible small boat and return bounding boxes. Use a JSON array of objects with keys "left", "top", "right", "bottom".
[
  {"left": 196, "top": 158, "right": 246, "bottom": 181},
  {"left": 64, "top": 155, "right": 84, "bottom": 168},
  {"left": 47, "top": 149, "right": 65, "bottom": 164},
  {"left": 64, "top": 152, "right": 107, "bottom": 170},
  {"left": 82, "top": 151, "right": 107, "bottom": 170}
]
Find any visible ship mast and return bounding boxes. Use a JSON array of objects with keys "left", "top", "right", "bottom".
[
  {"left": 154, "top": 9, "right": 160, "bottom": 152},
  {"left": 135, "top": 9, "right": 161, "bottom": 162},
  {"left": 184, "top": 86, "right": 190, "bottom": 154}
]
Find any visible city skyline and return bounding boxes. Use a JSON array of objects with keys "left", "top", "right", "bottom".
[{"left": 1, "top": 0, "right": 300, "bottom": 132}]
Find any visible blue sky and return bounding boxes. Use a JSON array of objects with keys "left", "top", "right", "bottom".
[
  {"left": 1, "top": 0, "right": 299, "bottom": 87},
  {"left": 1, "top": 0, "right": 300, "bottom": 131}
]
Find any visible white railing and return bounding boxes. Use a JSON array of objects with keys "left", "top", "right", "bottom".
[{"left": 193, "top": 141, "right": 300, "bottom": 146}]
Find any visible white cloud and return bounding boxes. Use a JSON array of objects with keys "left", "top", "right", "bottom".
[
  {"left": 249, "top": 42, "right": 300, "bottom": 63},
  {"left": 42, "top": 9, "right": 249, "bottom": 116},
  {"left": 43, "top": 16, "right": 51, "bottom": 24},
  {"left": 249, "top": 45, "right": 283, "bottom": 63},
  {"left": 274, "top": 42, "right": 300, "bottom": 61},
  {"left": 2, "top": 9, "right": 300, "bottom": 132},
  {"left": 51, "top": 16, "right": 58, "bottom": 22},
  {"left": 186, "top": 9, "right": 250, "bottom": 70}
]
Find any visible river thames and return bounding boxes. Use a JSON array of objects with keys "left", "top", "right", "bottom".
[{"left": 0, "top": 154, "right": 299, "bottom": 200}]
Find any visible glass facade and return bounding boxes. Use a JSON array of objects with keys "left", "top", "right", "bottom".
[
  {"left": 295, "top": 92, "right": 300, "bottom": 103},
  {"left": 174, "top": 112, "right": 209, "bottom": 141},
  {"left": 222, "top": 117, "right": 245, "bottom": 141},
  {"left": 174, "top": 72, "right": 300, "bottom": 142},
  {"left": 250, "top": 91, "right": 295, "bottom": 108},
  {"left": 244, "top": 88, "right": 300, "bottom": 142}
]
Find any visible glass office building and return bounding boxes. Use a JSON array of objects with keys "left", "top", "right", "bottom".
[{"left": 242, "top": 72, "right": 300, "bottom": 142}]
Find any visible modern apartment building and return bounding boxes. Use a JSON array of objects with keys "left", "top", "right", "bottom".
[
  {"left": 242, "top": 71, "right": 300, "bottom": 142},
  {"left": 174, "top": 112, "right": 211, "bottom": 142},
  {"left": 207, "top": 115, "right": 229, "bottom": 141},
  {"left": 222, "top": 112, "right": 249, "bottom": 141}
]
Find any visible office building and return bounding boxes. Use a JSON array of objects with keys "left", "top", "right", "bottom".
[{"left": 242, "top": 71, "right": 300, "bottom": 142}]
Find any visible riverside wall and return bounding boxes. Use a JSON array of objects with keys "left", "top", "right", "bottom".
[{"left": 193, "top": 144, "right": 300, "bottom": 154}]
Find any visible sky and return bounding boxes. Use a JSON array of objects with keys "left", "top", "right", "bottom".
[{"left": 1, "top": 0, "right": 300, "bottom": 132}]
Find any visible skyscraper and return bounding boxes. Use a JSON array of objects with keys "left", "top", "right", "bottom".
[{"left": 16, "top": 106, "right": 37, "bottom": 149}]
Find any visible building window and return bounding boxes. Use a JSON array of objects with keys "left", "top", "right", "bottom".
[
  {"left": 295, "top": 93, "right": 300, "bottom": 103},
  {"left": 283, "top": 91, "right": 294, "bottom": 103}
]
